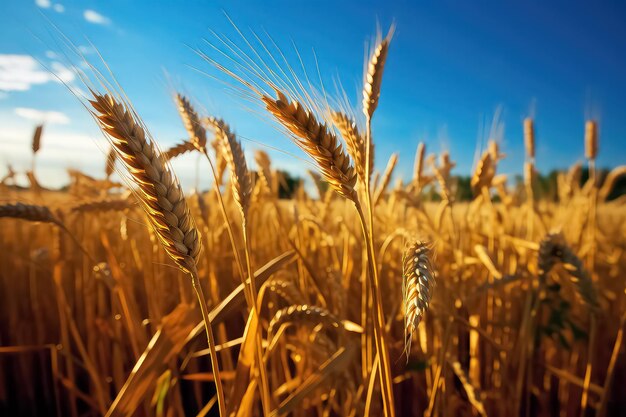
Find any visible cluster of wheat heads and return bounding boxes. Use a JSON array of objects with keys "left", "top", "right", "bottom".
[{"left": 1, "top": 26, "right": 626, "bottom": 417}]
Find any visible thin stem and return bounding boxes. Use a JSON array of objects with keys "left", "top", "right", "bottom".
[
  {"left": 201, "top": 149, "right": 246, "bottom": 282},
  {"left": 588, "top": 159, "right": 597, "bottom": 272},
  {"left": 355, "top": 200, "right": 396, "bottom": 417},
  {"left": 243, "top": 218, "right": 273, "bottom": 415},
  {"left": 190, "top": 269, "right": 226, "bottom": 416},
  {"left": 425, "top": 317, "right": 454, "bottom": 417},
  {"left": 201, "top": 148, "right": 272, "bottom": 414}
]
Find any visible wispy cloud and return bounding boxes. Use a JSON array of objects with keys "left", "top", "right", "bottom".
[
  {"left": 53, "top": 4, "right": 64, "bottom": 13},
  {"left": 35, "top": 0, "right": 51, "bottom": 8},
  {"left": 15, "top": 108, "right": 70, "bottom": 125},
  {"left": 78, "top": 45, "right": 96, "bottom": 55},
  {"left": 0, "top": 55, "right": 75, "bottom": 92},
  {"left": 84, "top": 9, "right": 111, "bottom": 25}
]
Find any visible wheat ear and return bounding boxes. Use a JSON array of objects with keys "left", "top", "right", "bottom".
[
  {"left": 32, "top": 124, "right": 43, "bottom": 154},
  {"left": 332, "top": 111, "right": 372, "bottom": 184},
  {"left": 471, "top": 151, "right": 495, "bottom": 196},
  {"left": 362, "top": 27, "right": 394, "bottom": 119},
  {"left": 70, "top": 196, "right": 135, "bottom": 213},
  {"left": 538, "top": 232, "right": 599, "bottom": 309},
  {"left": 524, "top": 117, "right": 535, "bottom": 160},
  {"left": 105, "top": 146, "right": 117, "bottom": 178},
  {"left": 403, "top": 241, "right": 436, "bottom": 356},
  {"left": 0, "top": 203, "right": 95, "bottom": 262},
  {"left": 255, "top": 149, "right": 274, "bottom": 195},
  {"left": 175, "top": 94, "right": 208, "bottom": 152},
  {"left": 268, "top": 304, "right": 341, "bottom": 341},
  {"left": 0, "top": 203, "right": 60, "bottom": 224},
  {"left": 163, "top": 140, "right": 195, "bottom": 161},
  {"left": 206, "top": 116, "right": 252, "bottom": 218},
  {"left": 88, "top": 91, "right": 229, "bottom": 415},
  {"left": 89, "top": 92, "right": 202, "bottom": 274},
  {"left": 262, "top": 90, "right": 357, "bottom": 201}
]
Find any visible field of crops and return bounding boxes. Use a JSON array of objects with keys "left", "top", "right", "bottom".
[{"left": 1, "top": 25, "right": 626, "bottom": 417}]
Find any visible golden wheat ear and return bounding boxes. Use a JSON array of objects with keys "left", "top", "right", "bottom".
[
  {"left": 88, "top": 92, "right": 202, "bottom": 274},
  {"left": 332, "top": 111, "right": 372, "bottom": 185},
  {"left": 205, "top": 116, "right": 252, "bottom": 217},
  {"left": 262, "top": 89, "right": 358, "bottom": 202},
  {"left": 362, "top": 25, "right": 395, "bottom": 120},
  {"left": 403, "top": 241, "right": 436, "bottom": 357},
  {"left": 175, "top": 93, "right": 208, "bottom": 152}
]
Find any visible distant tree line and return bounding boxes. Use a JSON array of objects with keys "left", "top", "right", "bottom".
[{"left": 276, "top": 167, "right": 626, "bottom": 202}]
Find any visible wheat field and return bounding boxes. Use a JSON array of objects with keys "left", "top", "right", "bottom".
[{"left": 1, "top": 25, "right": 626, "bottom": 417}]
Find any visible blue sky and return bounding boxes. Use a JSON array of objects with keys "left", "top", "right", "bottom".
[{"left": 1, "top": 0, "right": 625, "bottom": 189}]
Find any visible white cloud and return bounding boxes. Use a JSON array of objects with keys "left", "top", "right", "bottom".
[
  {"left": 35, "top": 0, "right": 51, "bottom": 8},
  {"left": 15, "top": 108, "right": 70, "bottom": 125},
  {"left": 45, "top": 51, "right": 58, "bottom": 59},
  {"left": 84, "top": 10, "right": 111, "bottom": 25},
  {"left": 0, "top": 122, "right": 107, "bottom": 189},
  {"left": 0, "top": 55, "right": 50, "bottom": 91},
  {"left": 53, "top": 4, "right": 64, "bottom": 13},
  {"left": 0, "top": 55, "right": 75, "bottom": 92}
]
